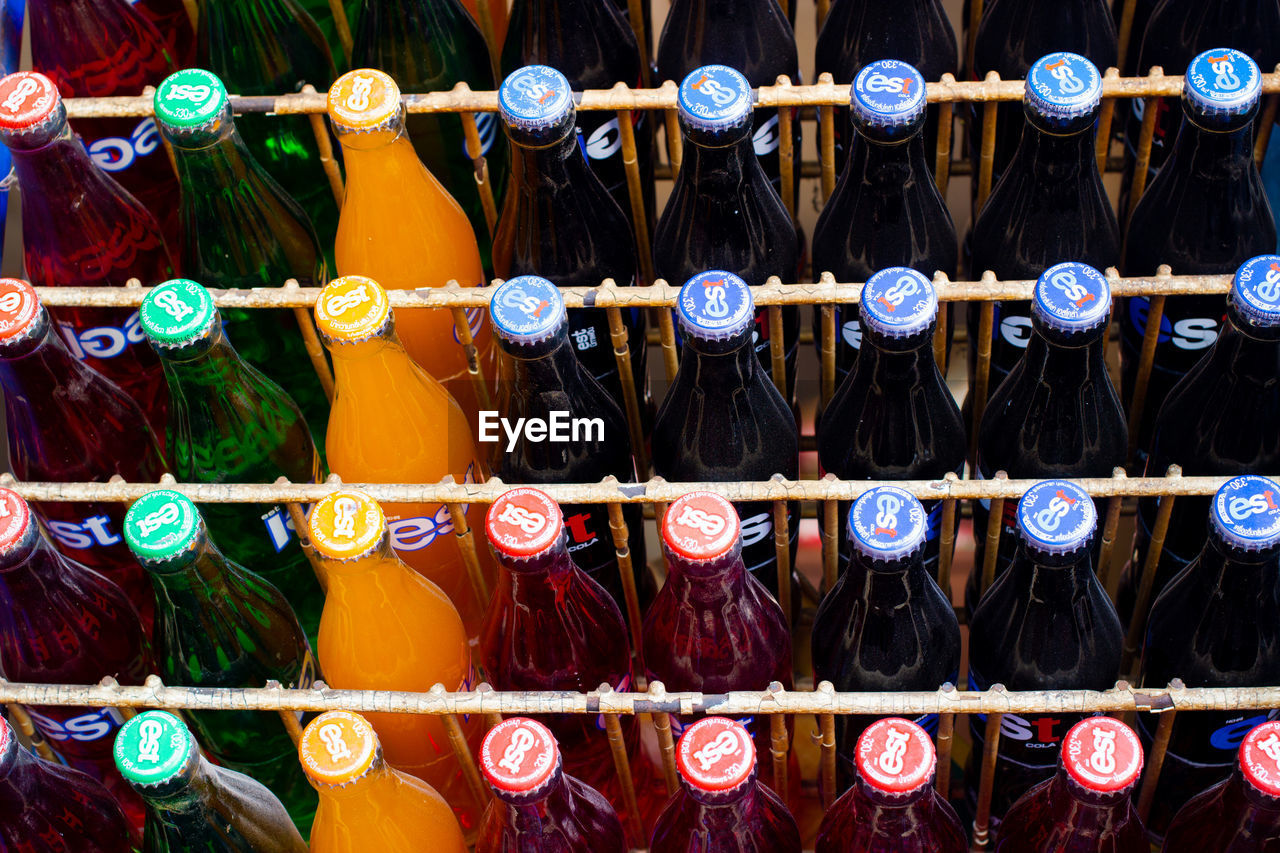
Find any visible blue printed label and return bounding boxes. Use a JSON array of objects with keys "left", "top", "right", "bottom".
[
  {"left": 1017, "top": 480, "right": 1096, "bottom": 552},
  {"left": 679, "top": 65, "right": 752, "bottom": 127},
  {"left": 56, "top": 312, "right": 147, "bottom": 360}
]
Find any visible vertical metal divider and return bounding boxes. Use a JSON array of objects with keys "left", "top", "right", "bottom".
[
  {"left": 477, "top": 683, "right": 502, "bottom": 731},
  {"left": 626, "top": 0, "right": 652, "bottom": 89},
  {"left": 938, "top": 473, "right": 960, "bottom": 596},
  {"left": 767, "top": 682, "right": 790, "bottom": 798},
  {"left": 457, "top": 93, "right": 499, "bottom": 239},
  {"left": 979, "top": 471, "right": 1008, "bottom": 599},
  {"left": 605, "top": 285, "right": 650, "bottom": 477},
  {"left": 1135, "top": 682, "right": 1180, "bottom": 821},
  {"left": 933, "top": 271, "right": 950, "bottom": 380},
  {"left": 822, "top": 478, "right": 839, "bottom": 592},
  {"left": 279, "top": 476, "right": 328, "bottom": 593},
  {"left": 268, "top": 679, "right": 304, "bottom": 745},
  {"left": 935, "top": 75, "right": 956, "bottom": 194},
  {"left": 444, "top": 476, "right": 491, "bottom": 609},
  {"left": 598, "top": 683, "right": 644, "bottom": 843},
  {"left": 283, "top": 279, "right": 336, "bottom": 401},
  {"left": 1126, "top": 69, "right": 1164, "bottom": 226},
  {"left": 818, "top": 73, "right": 838, "bottom": 202},
  {"left": 965, "top": 0, "right": 985, "bottom": 78},
  {"left": 303, "top": 85, "right": 346, "bottom": 208},
  {"left": 5, "top": 703, "right": 57, "bottom": 761},
  {"left": 819, "top": 271, "right": 838, "bottom": 408},
  {"left": 1121, "top": 465, "right": 1181, "bottom": 680},
  {"left": 970, "top": 686, "right": 1006, "bottom": 852},
  {"left": 1125, "top": 266, "right": 1171, "bottom": 466},
  {"left": 434, "top": 683, "right": 492, "bottom": 809},
  {"left": 970, "top": 272, "right": 998, "bottom": 463},
  {"left": 975, "top": 72, "right": 1000, "bottom": 210},
  {"left": 649, "top": 681, "right": 681, "bottom": 795},
  {"left": 1095, "top": 69, "right": 1119, "bottom": 175},
  {"left": 773, "top": 494, "right": 793, "bottom": 623},
  {"left": 326, "top": 0, "right": 355, "bottom": 66},
  {"left": 616, "top": 100, "right": 656, "bottom": 287},
  {"left": 816, "top": 0, "right": 830, "bottom": 32},
  {"left": 767, "top": 280, "right": 788, "bottom": 400},
  {"left": 1115, "top": 0, "right": 1139, "bottom": 75},
  {"left": 664, "top": 104, "right": 684, "bottom": 178},
  {"left": 472, "top": 0, "right": 500, "bottom": 78},
  {"left": 605, "top": 489, "right": 646, "bottom": 680},
  {"left": 935, "top": 685, "right": 957, "bottom": 798},
  {"left": 776, "top": 76, "right": 797, "bottom": 225},
  {"left": 655, "top": 279, "right": 680, "bottom": 381},
  {"left": 449, "top": 295, "right": 495, "bottom": 415},
  {"left": 1098, "top": 468, "right": 1127, "bottom": 599},
  {"left": 816, "top": 681, "right": 838, "bottom": 810},
  {"left": 1255, "top": 67, "right": 1280, "bottom": 167}
]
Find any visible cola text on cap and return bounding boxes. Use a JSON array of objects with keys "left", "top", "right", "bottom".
[
  {"left": 1033, "top": 262, "right": 1111, "bottom": 333},
  {"left": 1062, "top": 717, "right": 1143, "bottom": 792},
  {"left": 662, "top": 492, "right": 741, "bottom": 562},
  {"left": 855, "top": 718, "right": 936, "bottom": 794},
  {"left": 315, "top": 275, "right": 392, "bottom": 343},
  {"left": 1025, "top": 52, "right": 1102, "bottom": 121},
  {"left": 1211, "top": 475, "right": 1280, "bottom": 552},
  {"left": 1230, "top": 256, "right": 1280, "bottom": 328},
  {"left": 851, "top": 60, "right": 927, "bottom": 128},
  {"left": 676, "top": 717, "right": 754, "bottom": 792},
  {"left": 1185, "top": 48, "right": 1261, "bottom": 115},
  {"left": 299, "top": 710, "right": 379, "bottom": 786},
  {"left": 307, "top": 490, "right": 386, "bottom": 561},
  {"left": 485, "top": 488, "right": 563, "bottom": 558},
  {"left": 480, "top": 718, "right": 558, "bottom": 792},
  {"left": 489, "top": 276, "right": 566, "bottom": 344}
]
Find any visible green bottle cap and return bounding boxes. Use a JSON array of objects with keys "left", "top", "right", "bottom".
[
  {"left": 114, "top": 711, "right": 194, "bottom": 786},
  {"left": 139, "top": 280, "right": 218, "bottom": 347},
  {"left": 154, "top": 69, "right": 228, "bottom": 130},
  {"left": 123, "top": 489, "right": 201, "bottom": 563}
]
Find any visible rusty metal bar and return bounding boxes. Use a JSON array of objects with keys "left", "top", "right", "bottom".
[
  {"left": 1097, "top": 467, "right": 1127, "bottom": 596},
  {"left": 818, "top": 73, "right": 838, "bottom": 202},
  {"left": 819, "top": 271, "right": 838, "bottom": 407},
  {"left": 438, "top": 693, "right": 492, "bottom": 809},
  {"left": 1127, "top": 70, "right": 1165, "bottom": 224},
  {"left": 459, "top": 96, "right": 499, "bottom": 239},
  {"left": 773, "top": 498, "right": 793, "bottom": 624},
  {"left": 976, "top": 73, "right": 1001, "bottom": 211},
  {"left": 1096, "top": 69, "right": 1120, "bottom": 176},
  {"left": 302, "top": 84, "right": 345, "bottom": 208},
  {"left": 1126, "top": 271, "right": 1170, "bottom": 465},
  {"left": 1136, "top": 700, "right": 1177, "bottom": 821},
  {"left": 1122, "top": 466, "right": 1181, "bottom": 680},
  {"left": 1116, "top": 0, "right": 1138, "bottom": 75},
  {"left": 767, "top": 683, "right": 790, "bottom": 798},
  {"left": 606, "top": 297, "right": 650, "bottom": 477},
  {"left": 664, "top": 104, "right": 683, "bottom": 178},
  {"left": 979, "top": 471, "right": 1008, "bottom": 600},
  {"left": 449, "top": 304, "right": 495, "bottom": 415},
  {"left": 326, "top": 0, "right": 354, "bottom": 66},
  {"left": 971, "top": 698, "right": 1005, "bottom": 851},
  {"left": 777, "top": 76, "right": 796, "bottom": 225},
  {"left": 606, "top": 498, "right": 646, "bottom": 680},
  {"left": 616, "top": 100, "right": 655, "bottom": 286},
  {"left": 935, "top": 75, "right": 955, "bottom": 193},
  {"left": 445, "top": 489, "right": 490, "bottom": 609},
  {"left": 823, "top": 488, "right": 840, "bottom": 591},
  {"left": 768, "top": 304, "right": 788, "bottom": 401}
]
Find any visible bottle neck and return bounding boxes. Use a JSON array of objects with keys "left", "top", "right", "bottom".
[
  {"left": 682, "top": 329, "right": 759, "bottom": 382},
  {"left": 666, "top": 549, "right": 750, "bottom": 601},
  {"left": 682, "top": 773, "right": 756, "bottom": 809},
  {"left": 495, "top": 537, "right": 578, "bottom": 605},
  {"left": 168, "top": 117, "right": 256, "bottom": 189},
  {"left": 131, "top": 750, "right": 214, "bottom": 812},
  {"left": 680, "top": 127, "right": 757, "bottom": 192},
  {"left": 1009, "top": 543, "right": 1096, "bottom": 599},
  {"left": 0, "top": 310, "right": 98, "bottom": 406},
  {"left": 850, "top": 125, "right": 925, "bottom": 172},
  {"left": 1012, "top": 116, "right": 1097, "bottom": 177},
  {"left": 1021, "top": 323, "right": 1108, "bottom": 382},
  {"left": 313, "top": 756, "right": 398, "bottom": 803},
  {"left": 1056, "top": 768, "right": 1137, "bottom": 811},
  {"left": 156, "top": 324, "right": 251, "bottom": 388},
  {"left": 503, "top": 332, "right": 584, "bottom": 391},
  {"left": 1208, "top": 319, "right": 1280, "bottom": 384},
  {"left": 145, "top": 536, "right": 235, "bottom": 600},
  {"left": 1196, "top": 533, "right": 1278, "bottom": 599},
  {"left": 317, "top": 539, "right": 408, "bottom": 590},
  {"left": 852, "top": 330, "right": 939, "bottom": 381},
  {"left": 510, "top": 128, "right": 583, "bottom": 192},
  {"left": 848, "top": 551, "right": 929, "bottom": 608},
  {"left": 1166, "top": 111, "right": 1257, "bottom": 180}
]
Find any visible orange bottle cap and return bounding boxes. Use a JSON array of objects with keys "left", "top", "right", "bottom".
[
  {"left": 0, "top": 279, "right": 41, "bottom": 342},
  {"left": 328, "top": 69, "right": 402, "bottom": 131},
  {"left": 299, "top": 710, "right": 379, "bottom": 786},
  {"left": 480, "top": 718, "right": 558, "bottom": 793},
  {"left": 314, "top": 276, "right": 391, "bottom": 343},
  {"left": 485, "top": 488, "right": 563, "bottom": 558},
  {"left": 308, "top": 490, "right": 386, "bottom": 560}
]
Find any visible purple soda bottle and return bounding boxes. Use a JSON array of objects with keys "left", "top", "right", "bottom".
[
  {"left": 649, "top": 717, "right": 801, "bottom": 853},
  {"left": 815, "top": 718, "right": 965, "bottom": 853},
  {"left": 1164, "top": 721, "right": 1280, "bottom": 851},
  {"left": 475, "top": 717, "right": 626, "bottom": 853},
  {"left": 132, "top": 0, "right": 197, "bottom": 66}
]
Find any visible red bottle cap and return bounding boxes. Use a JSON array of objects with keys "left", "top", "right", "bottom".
[
  {"left": 0, "top": 72, "right": 60, "bottom": 132},
  {"left": 1062, "top": 717, "right": 1143, "bottom": 792},
  {"left": 485, "top": 488, "right": 563, "bottom": 558},
  {"left": 0, "top": 487, "right": 31, "bottom": 556},
  {"left": 0, "top": 279, "right": 40, "bottom": 341},
  {"left": 1240, "top": 721, "right": 1280, "bottom": 797},
  {"left": 676, "top": 717, "right": 755, "bottom": 792},
  {"left": 855, "top": 718, "right": 936, "bottom": 794},
  {"left": 480, "top": 718, "right": 558, "bottom": 793},
  {"left": 662, "top": 492, "right": 740, "bottom": 562}
]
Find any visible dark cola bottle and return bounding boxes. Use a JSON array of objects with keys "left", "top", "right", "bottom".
[
  {"left": 814, "top": 0, "right": 957, "bottom": 175},
  {"left": 501, "top": 0, "right": 654, "bottom": 237},
  {"left": 966, "top": 52, "right": 1120, "bottom": 404},
  {"left": 487, "top": 275, "right": 652, "bottom": 612},
  {"left": 968, "top": 263, "right": 1126, "bottom": 615},
  {"left": 816, "top": 269, "right": 965, "bottom": 579},
  {"left": 966, "top": 479, "right": 1125, "bottom": 827},
  {"left": 651, "top": 272, "right": 799, "bottom": 606},
  {"left": 1117, "top": 255, "right": 1280, "bottom": 622},
  {"left": 1137, "top": 475, "right": 1280, "bottom": 840},
  {"left": 652, "top": 67, "right": 800, "bottom": 397},
  {"left": 1121, "top": 49, "right": 1276, "bottom": 466},
  {"left": 492, "top": 65, "right": 647, "bottom": 419},
  {"left": 810, "top": 487, "right": 960, "bottom": 796},
  {"left": 812, "top": 63, "right": 958, "bottom": 385}
]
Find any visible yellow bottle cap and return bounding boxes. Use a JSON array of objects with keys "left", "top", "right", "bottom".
[
  {"left": 314, "top": 276, "right": 391, "bottom": 343},
  {"left": 328, "top": 69, "right": 401, "bottom": 131},
  {"left": 299, "top": 711, "right": 379, "bottom": 786},
  {"left": 307, "top": 490, "right": 386, "bottom": 560}
]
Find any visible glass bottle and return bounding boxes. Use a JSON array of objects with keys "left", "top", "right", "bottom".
[{"left": 133, "top": 0, "right": 197, "bottom": 66}]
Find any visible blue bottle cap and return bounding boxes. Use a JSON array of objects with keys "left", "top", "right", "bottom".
[
  {"left": 847, "top": 485, "right": 927, "bottom": 561},
  {"left": 678, "top": 65, "right": 753, "bottom": 134},
  {"left": 1024, "top": 53, "right": 1102, "bottom": 123},
  {"left": 850, "top": 60, "right": 927, "bottom": 130},
  {"left": 1230, "top": 256, "right": 1280, "bottom": 329},
  {"left": 1211, "top": 475, "right": 1280, "bottom": 552},
  {"left": 1184, "top": 49, "right": 1261, "bottom": 119},
  {"left": 1032, "top": 263, "right": 1111, "bottom": 333},
  {"left": 677, "top": 271, "right": 754, "bottom": 340},
  {"left": 489, "top": 276, "right": 567, "bottom": 344},
  {"left": 860, "top": 268, "right": 937, "bottom": 339},
  {"left": 1017, "top": 480, "right": 1097, "bottom": 555},
  {"left": 498, "top": 65, "right": 575, "bottom": 133}
]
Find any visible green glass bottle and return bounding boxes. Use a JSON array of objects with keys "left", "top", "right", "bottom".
[
  {"left": 153, "top": 68, "right": 331, "bottom": 452},
  {"left": 114, "top": 710, "right": 308, "bottom": 851},
  {"left": 352, "top": 0, "right": 508, "bottom": 270},
  {"left": 196, "top": 0, "right": 340, "bottom": 246},
  {"left": 137, "top": 279, "right": 325, "bottom": 641},
  {"left": 121, "top": 494, "right": 319, "bottom": 834}
]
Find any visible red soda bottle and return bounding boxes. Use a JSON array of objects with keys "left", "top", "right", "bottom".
[
  {"left": 649, "top": 717, "right": 801, "bottom": 852},
  {"left": 995, "top": 717, "right": 1148, "bottom": 852},
  {"left": 0, "top": 71, "right": 171, "bottom": 433},
  {"left": 131, "top": 0, "right": 196, "bottom": 66},
  {"left": 1163, "top": 720, "right": 1280, "bottom": 851},
  {"left": 475, "top": 717, "right": 626, "bottom": 853},
  {"left": 815, "top": 718, "right": 965, "bottom": 853},
  {"left": 0, "top": 486, "right": 152, "bottom": 831},
  {"left": 0, "top": 278, "right": 165, "bottom": 623},
  {"left": 0, "top": 715, "right": 136, "bottom": 851}
]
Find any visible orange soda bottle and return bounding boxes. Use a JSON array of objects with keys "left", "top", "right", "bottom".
[
  {"left": 305, "top": 489, "right": 484, "bottom": 833},
  {"left": 326, "top": 68, "right": 497, "bottom": 427},
  {"left": 313, "top": 274, "right": 495, "bottom": 631},
  {"left": 300, "top": 710, "right": 467, "bottom": 853}
]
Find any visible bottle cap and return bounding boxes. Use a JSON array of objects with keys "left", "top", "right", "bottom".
[
  {"left": 498, "top": 66, "right": 575, "bottom": 134},
  {"left": 307, "top": 490, "right": 386, "bottom": 561},
  {"left": 847, "top": 486, "right": 927, "bottom": 561},
  {"left": 315, "top": 276, "right": 392, "bottom": 344},
  {"left": 489, "top": 276, "right": 567, "bottom": 345},
  {"left": 0, "top": 487, "right": 32, "bottom": 557},
  {"left": 850, "top": 60, "right": 927, "bottom": 130},
  {"left": 139, "top": 280, "right": 217, "bottom": 347},
  {"left": 677, "top": 271, "right": 754, "bottom": 340},
  {"left": 1240, "top": 721, "right": 1280, "bottom": 798},
  {"left": 855, "top": 718, "right": 936, "bottom": 795},
  {"left": 0, "top": 72, "right": 61, "bottom": 134},
  {"left": 662, "top": 492, "right": 741, "bottom": 563},
  {"left": 0, "top": 717, "right": 12, "bottom": 763},
  {"left": 1230, "top": 256, "right": 1280, "bottom": 329},
  {"left": 328, "top": 69, "right": 402, "bottom": 131},
  {"left": 0, "top": 279, "right": 41, "bottom": 344},
  {"left": 486, "top": 488, "right": 563, "bottom": 559},
  {"left": 113, "top": 711, "right": 194, "bottom": 787},
  {"left": 860, "top": 268, "right": 937, "bottom": 339},
  {"left": 1062, "top": 717, "right": 1143, "bottom": 793},
  {"left": 1032, "top": 263, "right": 1111, "bottom": 333},
  {"left": 123, "top": 489, "right": 201, "bottom": 563},
  {"left": 1184, "top": 49, "right": 1261, "bottom": 118},
  {"left": 480, "top": 717, "right": 559, "bottom": 793},
  {"left": 154, "top": 69, "right": 228, "bottom": 131},
  {"left": 1210, "top": 475, "right": 1280, "bottom": 552},
  {"left": 678, "top": 65, "right": 753, "bottom": 134},
  {"left": 1024, "top": 53, "right": 1102, "bottom": 123},
  {"left": 676, "top": 717, "right": 755, "bottom": 792},
  {"left": 1016, "top": 480, "right": 1097, "bottom": 555},
  {"left": 299, "top": 711, "right": 380, "bottom": 787}
]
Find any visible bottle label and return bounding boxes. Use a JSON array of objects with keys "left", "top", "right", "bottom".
[
  {"left": 86, "top": 118, "right": 162, "bottom": 173},
  {"left": 27, "top": 706, "right": 126, "bottom": 749},
  {"left": 1124, "top": 296, "right": 1222, "bottom": 355},
  {"left": 385, "top": 462, "right": 477, "bottom": 554},
  {"left": 968, "top": 671, "right": 1091, "bottom": 770},
  {"left": 1139, "top": 707, "right": 1280, "bottom": 767},
  {"left": 738, "top": 498, "right": 799, "bottom": 582},
  {"left": 55, "top": 312, "right": 146, "bottom": 361}
]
